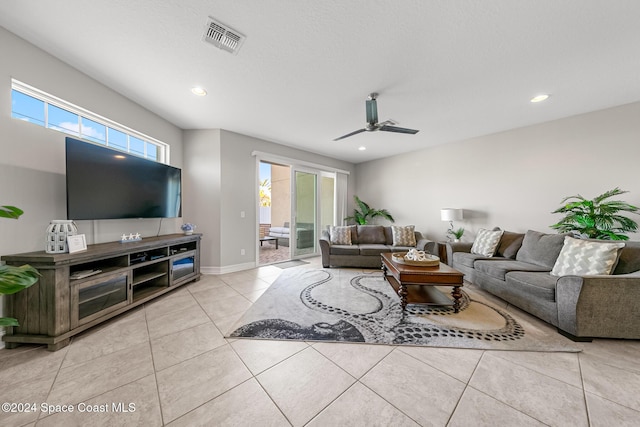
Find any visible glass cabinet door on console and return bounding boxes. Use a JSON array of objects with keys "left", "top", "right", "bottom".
[
  {"left": 172, "top": 256, "right": 195, "bottom": 281},
  {"left": 71, "top": 272, "right": 129, "bottom": 328}
]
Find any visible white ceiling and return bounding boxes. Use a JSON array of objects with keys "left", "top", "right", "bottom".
[{"left": 2, "top": 1, "right": 640, "bottom": 163}]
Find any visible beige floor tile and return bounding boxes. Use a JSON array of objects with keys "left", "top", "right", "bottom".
[
  {"left": 231, "top": 338, "right": 308, "bottom": 375},
  {"left": 218, "top": 271, "right": 257, "bottom": 285},
  {"left": 0, "top": 345, "right": 67, "bottom": 388},
  {"left": 144, "top": 291, "right": 200, "bottom": 321},
  {"left": 47, "top": 341, "right": 154, "bottom": 406},
  {"left": 63, "top": 309, "right": 149, "bottom": 368},
  {"left": 0, "top": 373, "right": 56, "bottom": 427},
  {"left": 197, "top": 294, "right": 253, "bottom": 322},
  {"left": 166, "top": 378, "right": 289, "bottom": 427},
  {"left": 213, "top": 312, "right": 246, "bottom": 336},
  {"left": 586, "top": 391, "right": 640, "bottom": 427},
  {"left": 256, "top": 346, "right": 355, "bottom": 426},
  {"left": 398, "top": 346, "right": 483, "bottom": 383},
  {"left": 580, "top": 351, "right": 640, "bottom": 410},
  {"left": 145, "top": 300, "right": 211, "bottom": 339},
  {"left": 151, "top": 322, "right": 227, "bottom": 371},
  {"left": 190, "top": 283, "right": 242, "bottom": 302},
  {"left": 312, "top": 342, "right": 394, "bottom": 378},
  {"left": 156, "top": 344, "right": 252, "bottom": 423},
  {"left": 308, "top": 382, "right": 419, "bottom": 427},
  {"left": 580, "top": 339, "right": 640, "bottom": 374},
  {"left": 36, "top": 374, "right": 162, "bottom": 427},
  {"left": 489, "top": 350, "right": 582, "bottom": 388},
  {"left": 185, "top": 274, "right": 227, "bottom": 294},
  {"left": 243, "top": 288, "right": 268, "bottom": 302},
  {"left": 469, "top": 352, "right": 588, "bottom": 426},
  {"left": 360, "top": 348, "right": 465, "bottom": 426},
  {"left": 226, "top": 277, "right": 272, "bottom": 295},
  {"left": 449, "top": 387, "right": 546, "bottom": 427}
]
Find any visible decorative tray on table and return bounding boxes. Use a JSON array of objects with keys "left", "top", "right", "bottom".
[{"left": 391, "top": 249, "right": 440, "bottom": 266}]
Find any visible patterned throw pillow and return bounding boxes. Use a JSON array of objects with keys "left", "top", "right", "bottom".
[
  {"left": 550, "top": 237, "right": 625, "bottom": 276},
  {"left": 329, "top": 226, "right": 352, "bottom": 245},
  {"left": 392, "top": 225, "right": 416, "bottom": 247},
  {"left": 470, "top": 228, "right": 504, "bottom": 257}
]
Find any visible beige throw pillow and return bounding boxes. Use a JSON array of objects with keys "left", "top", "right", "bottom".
[
  {"left": 329, "top": 226, "right": 352, "bottom": 245},
  {"left": 392, "top": 225, "right": 416, "bottom": 247},
  {"left": 470, "top": 228, "right": 504, "bottom": 257},
  {"left": 550, "top": 236, "right": 625, "bottom": 276}
]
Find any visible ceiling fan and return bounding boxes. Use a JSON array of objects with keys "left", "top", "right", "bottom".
[{"left": 333, "top": 93, "right": 420, "bottom": 141}]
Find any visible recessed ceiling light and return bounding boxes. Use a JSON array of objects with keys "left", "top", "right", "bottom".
[
  {"left": 530, "top": 94, "right": 550, "bottom": 103},
  {"left": 191, "top": 87, "right": 207, "bottom": 96},
  {"left": 358, "top": 146, "right": 366, "bottom": 151}
]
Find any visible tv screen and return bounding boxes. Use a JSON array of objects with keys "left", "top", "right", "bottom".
[{"left": 66, "top": 137, "right": 182, "bottom": 220}]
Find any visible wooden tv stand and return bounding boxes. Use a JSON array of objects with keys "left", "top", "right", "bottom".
[{"left": 1, "top": 233, "right": 201, "bottom": 351}]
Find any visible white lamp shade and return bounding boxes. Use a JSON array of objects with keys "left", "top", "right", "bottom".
[{"left": 441, "top": 208, "right": 463, "bottom": 221}]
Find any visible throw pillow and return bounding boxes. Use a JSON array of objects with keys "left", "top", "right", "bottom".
[
  {"left": 516, "top": 230, "right": 569, "bottom": 269},
  {"left": 392, "top": 225, "right": 416, "bottom": 247},
  {"left": 470, "top": 228, "right": 504, "bottom": 257},
  {"left": 550, "top": 237, "right": 625, "bottom": 276},
  {"left": 329, "top": 226, "right": 352, "bottom": 245}
]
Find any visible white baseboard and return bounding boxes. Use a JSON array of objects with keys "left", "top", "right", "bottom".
[{"left": 201, "top": 262, "right": 257, "bottom": 275}]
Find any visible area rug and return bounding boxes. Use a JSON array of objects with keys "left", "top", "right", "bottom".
[{"left": 227, "top": 268, "right": 581, "bottom": 352}]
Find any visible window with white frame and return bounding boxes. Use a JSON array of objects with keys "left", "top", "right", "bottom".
[{"left": 10, "top": 79, "right": 168, "bottom": 163}]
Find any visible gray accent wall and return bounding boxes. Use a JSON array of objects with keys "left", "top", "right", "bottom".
[
  {"left": 183, "top": 129, "right": 356, "bottom": 272},
  {"left": 355, "top": 101, "right": 640, "bottom": 243}
]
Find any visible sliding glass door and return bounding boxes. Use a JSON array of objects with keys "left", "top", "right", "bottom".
[{"left": 292, "top": 169, "right": 317, "bottom": 257}]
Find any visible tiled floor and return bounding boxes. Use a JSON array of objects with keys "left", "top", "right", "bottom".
[
  {"left": 1, "top": 257, "right": 639, "bottom": 426},
  {"left": 259, "top": 240, "right": 291, "bottom": 265}
]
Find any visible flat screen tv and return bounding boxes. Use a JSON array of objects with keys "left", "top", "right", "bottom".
[{"left": 66, "top": 137, "right": 182, "bottom": 220}]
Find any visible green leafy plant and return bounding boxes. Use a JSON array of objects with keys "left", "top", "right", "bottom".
[
  {"left": 448, "top": 227, "right": 465, "bottom": 240},
  {"left": 551, "top": 188, "right": 639, "bottom": 240},
  {"left": 1, "top": 205, "right": 40, "bottom": 327},
  {"left": 344, "top": 195, "right": 395, "bottom": 225}
]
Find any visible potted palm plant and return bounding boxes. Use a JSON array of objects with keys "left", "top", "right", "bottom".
[
  {"left": 1, "top": 205, "right": 40, "bottom": 327},
  {"left": 344, "top": 196, "right": 395, "bottom": 225},
  {"left": 550, "top": 187, "right": 639, "bottom": 240}
]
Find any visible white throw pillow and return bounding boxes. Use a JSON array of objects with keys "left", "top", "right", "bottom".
[
  {"left": 329, "top": 226, "right": 352, "bottom": 245},
  {"left": 550, "top": 236, "right": 625, "bottom": 276},
  {"left": 470, "top": 228, "right": 504, "bottom": 257},
  {"left": 392, "top": 225, "right": 416, "bottom": 247}
]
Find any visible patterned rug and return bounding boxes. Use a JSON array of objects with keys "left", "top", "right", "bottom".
[{"left": 227, "top": 269, "right": 581, "bottom": 352}]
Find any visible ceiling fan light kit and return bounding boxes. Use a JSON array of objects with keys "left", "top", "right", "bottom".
[{"left": 334, "top": 93, "right": 420, "bottom": 141}]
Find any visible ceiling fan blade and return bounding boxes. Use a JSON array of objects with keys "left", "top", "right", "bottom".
[
  {"left": 379, "top": 125, "right": 419, "bottom": 135},
  {"left": 365, "top": 97, "right": 378, "bottom": 125},
  {"left": 333, "top": 128, "right": 366, "bottom": 141}
]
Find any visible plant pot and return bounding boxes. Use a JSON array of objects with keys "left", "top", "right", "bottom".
[{"left": 183, "top": 230, "right": 193, "bottom": 235}]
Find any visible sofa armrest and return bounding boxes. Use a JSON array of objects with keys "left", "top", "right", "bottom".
[
  {"left": 445, "top": 242, "right": 473, "bottom": 266},
  {"left": 556, "top": 272, "right": 640, "bottom": 338},
  {"left": 319, "top": 235, "right": 331, "bottom": 268}
]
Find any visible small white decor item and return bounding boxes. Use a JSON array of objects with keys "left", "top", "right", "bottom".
[
  {"left": 392, "top": 249, "right": 440, "bottom": 266},
  {"left": 45, "top": 220, "right": 78, "bottom": 253},
  {"left": 67, "top": 234, "right": 87, "bottom": 254},
  {"left": 120, "top": 233, "right": 142, "bottom": 243},
  {"left": 181, "top": 223, "right": 196, "bottom": 235}
]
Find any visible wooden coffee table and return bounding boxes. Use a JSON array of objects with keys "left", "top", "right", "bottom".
[{"left": 381, "top": 252, "right": 465, "bottom": 313}]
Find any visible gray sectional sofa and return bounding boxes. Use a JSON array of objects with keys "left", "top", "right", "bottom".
[
  {"left": 320, "top": 225, "right": 431, "bottom": 268},
  {"left": 447, "top": 229, "right": 640, "bottom": 340}
]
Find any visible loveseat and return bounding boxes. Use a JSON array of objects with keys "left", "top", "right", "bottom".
[
  {"left": 320, "top": 225, "right": 431, "bottom": 268},
  {"left": 446, "top": 229, "right": 640, "bottom": 340},
  {"left": 269, "top": 222, "right": 314, "bottom": 249}
]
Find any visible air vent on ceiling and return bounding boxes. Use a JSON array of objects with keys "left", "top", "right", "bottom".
[{"left": 202, "top": 17, "right": 245, "bottom": 55}]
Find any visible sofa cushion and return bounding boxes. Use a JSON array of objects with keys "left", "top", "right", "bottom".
[
  {"left": 453, "top": 252, "right": 507, "bottom": 269},
  {"left": 357, "top": 225, "right": 386, "bottom": 244},
  {"left": 329, "top": 226, "right": 352, "bottom": 245},
  {"left": 614, "top": 241, "right": 640, "bottom": 274},
  {"left": 329, "top": 245, "right": 360, "bottom": 256},
  {"left": 551, "top": 236, "right": 625, "bottom": 276},
  {"left": 391, "top": 225, "right": 417, "bottom": 247},
  {"left": 471, "top": 228, "right": 504, "bottom": 257},
  {"left": 496, "top": 231, "right": 525, "bottom": 259},
  {"left": 506, "top": 271, "right": 559, "bottom": 302},
  {"left": 358, "top": 244, "right": 390, "bottom": 256},
  {"left": 516, "top": 230, "right": 568, "bottom": 269},
  {"left": 475, "top": 260, "right": 551, "bottom": 281},
  {"left": 269, "top": 226, "right": 289, "bottom": 234}
]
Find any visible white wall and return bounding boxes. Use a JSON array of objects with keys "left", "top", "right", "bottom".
[
  {"left": 183, "top": 129, "right": 356, "bottom": 272},
  {"left": 356, "top": 101, "right": 640, "bottom": 243}
]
